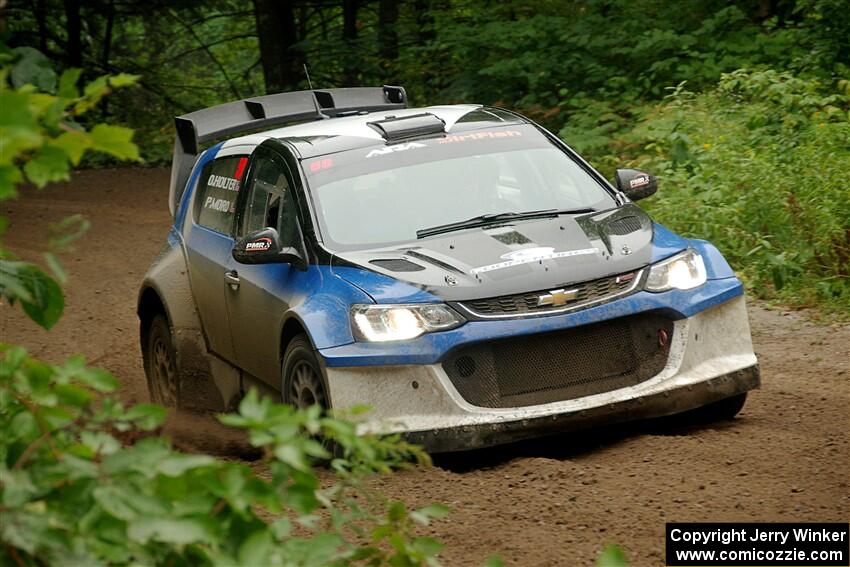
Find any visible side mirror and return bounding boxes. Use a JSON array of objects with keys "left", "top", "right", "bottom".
[
  {"left": 615, "top": 168, "right": 658, "bottom": 201},
  {"left": 232, "top": 228, "right": 305, "bottom": 267}
]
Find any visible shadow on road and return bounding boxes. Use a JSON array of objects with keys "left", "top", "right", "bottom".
[{"left": 431, "top": 414, "right": 745, "bottom": 473}]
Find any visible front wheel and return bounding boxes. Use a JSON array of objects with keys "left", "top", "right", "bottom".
[
  {"left": 684, "top": 392, "right": 749, "bottom": 423},
  {"left": 704, "top": 392, "right": 748, "bottom": 420},
  {"left": 144, "top": 313, "right": 179, "bottom": 407},
  {"left": 282, "top": 334, "right": 329, "bottom": 411}
]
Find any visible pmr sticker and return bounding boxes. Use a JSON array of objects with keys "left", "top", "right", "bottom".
[
  {"left": 246, "top": 237, "right": 272, "bottom": 252},
  {"left": 629, "top": 176, "right": 650, "bottom": 188}
]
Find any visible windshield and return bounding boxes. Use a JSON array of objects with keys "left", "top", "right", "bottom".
[{"left": 304, "top": 124, "right": 616, "bottom": 249}]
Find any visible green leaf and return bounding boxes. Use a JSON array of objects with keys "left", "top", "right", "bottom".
[
  {"left": 285, "top": 483, "right": 319, "bottom": 514},
  {"left": 0, "top": 90, "right": 38, "bottom": 130},
  {"left": 88, "top": 124, "right": 140, "bottom": 161},
  {"left": 0, "top": 469, "right": 38, "bottom": 507},
  {"left": 43, "top": 252, "right": 67, "bottom": 284},
  {"left": 124, "top": 403, "right": 167, "bottom": 430},
  {"left": 274, "top": 443, "right": 309, "bottom": 471},
  {"left": 128, "top": 517, "right": 214, "bottom": 546},
  {"left": 57, "top": 68, "right": 82, "bottom": 99},
  {"left": 410, "top": 503, "right": 450, "bottom": 526},
  {"left": 14, "top": 265, "right": 64, "bottom": 329},
  {"left": 237, "top": 388, "right": 267, "bottom": 422},
  {"left": 76, "top": 367, "right": 118, "bottom": 392},
  {"left": 483, "top": 556, "right": 506, "bottom": 567},
  {"left": 237, "top": 531, "right": 273, "bottom": 566},
  {"left": 0, "top": 260, "right": 33, "bottom": 303},
  {"left": 54, "top": 383, "right": 95, "bottom": 406},
  {"left": 81, "top": 430, "right": 121, "bottom": 454},
  {"left": 23, "top": 144, "right": 71, "bottom": 188},
  {"left": 156, "top": 454, "right": 216, "bottom": 477},
  {"left": 387, "top": 501, "right": 407, "bottom": 523},
  {"left": 95, "top": 484, "right": 168, "bottom": 522},
  {"left": 11, "top": 47, "right": 56, "bottom": 92},
  {"left": 0, "top": 510, "right": 49, "bottom": 554},
  {"left": 102, "top": 437, "right": 171, "bottom": 476},
  {"left": 0, "top": 164, "right": 23, "bottom": 199},
  {"left": 108, "top": 74, "right": 140, "bottom": 88},
  {"left": 411, "top": 536, "right": 444, "bottom": 557},
  {"left": 48, "top": 214, "right": 91, "bottom": 250},
  {"left": 597, "top": 544, "right": 629, "bottom": 567},
  {"left": 49, "top": 130, "right": 92, "bottom": 165}
]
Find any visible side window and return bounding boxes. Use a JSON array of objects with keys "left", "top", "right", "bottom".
[
  {"left": 241, "top": 152, "right": 299, "bottom": 247},
  {"left": 195, "top": 156, "right": 248, "bottom": 234}
]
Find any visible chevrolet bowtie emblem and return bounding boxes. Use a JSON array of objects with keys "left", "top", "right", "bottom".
[{"left": 537, "top": 288, "right": 579, "bottom": 307}]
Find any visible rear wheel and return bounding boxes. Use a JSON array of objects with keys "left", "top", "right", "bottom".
[
  {"left": 282, "top": 334, "right": 329, "bottom": 411},
  {"left": 145, "top": 314, "right": 179, "bottom": 407}
]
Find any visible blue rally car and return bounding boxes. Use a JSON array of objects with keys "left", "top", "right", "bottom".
[{"left": 137, "top": 86, "right": 760, "bottom": 452}]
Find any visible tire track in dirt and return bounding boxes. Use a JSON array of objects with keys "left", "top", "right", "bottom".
[{"left": 1, "top": 169, "right": 847, "bottom": 566}]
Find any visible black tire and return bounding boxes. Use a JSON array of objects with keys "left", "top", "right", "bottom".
[
  {"left": 145, "top": 313, "right": 179, "bottom": 407},
  {"left": 685, "top": 392, "right": 748, "bottom": 423},
  {"left": 282, "top": 334, "right": 330, "bottom": 411}
]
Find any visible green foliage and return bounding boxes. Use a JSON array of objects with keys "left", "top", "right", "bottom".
[
  {"left": 0, "top": 47, "right": 139, "bottom": 329},
  {"left": 596, "top": 543, "right": 629, "bottom": 566},
  {"left": 0, "top": 47, "right": 464, "bottom": 567},
  {"left": 621, "top": 70, "right": 850, "bottom": 316},
  {"left": 0, "top": 345, "right": 451, "bottom": 566},
  {"left": 406, "top": 2, "right": 808, "bottom": 121}
]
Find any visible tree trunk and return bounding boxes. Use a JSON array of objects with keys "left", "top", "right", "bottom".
[
  {"left": 378, "top": 0, "right": 399, "bottom": 62},
  {"left": 253, "top": 0, "right": 302, "bottom": 93},
  {"left": 101, "top": 0, "right": 115, "bottom": 70},
  {"left": 31, "top": 0, "right": 48, "bottom": 52},
  {"left": 413, "top": 0, "right": 434, "bottom": 44},
  {"left": 342, "top": 0, "right": 359, "bottom": 86},
  {"left": 63, "top": 0, "right": 83, "bottom": 67},
  {"left": 100, "top": 0, "right": 115, "bottom": 115}
]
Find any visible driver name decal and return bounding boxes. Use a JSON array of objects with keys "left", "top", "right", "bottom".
[
  {"left": 206, "top": 174, "right": 240, "bottom": 192},
  {"left": 203, "top": 196, "right": 234, "bottom": 213}
]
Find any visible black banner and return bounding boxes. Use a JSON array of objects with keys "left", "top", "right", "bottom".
[{"left": 666, "top": 523, "right": 849, "bottom": 566}]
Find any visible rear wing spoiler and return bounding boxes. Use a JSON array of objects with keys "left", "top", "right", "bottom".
[{"left": 169, "top": 85, "right": 407, "bottom": 216}]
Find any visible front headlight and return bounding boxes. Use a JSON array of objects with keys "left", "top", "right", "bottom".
[
  {"left": 351, "top": 304, "right": 465, "bottom": 342},
  {"left": 645, "top": 248, "right": 707, "bottom": 292}
]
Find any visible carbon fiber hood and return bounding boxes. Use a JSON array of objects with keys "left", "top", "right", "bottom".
[{"left": 330, "top": 204, "right": 687, "bottom": 302}]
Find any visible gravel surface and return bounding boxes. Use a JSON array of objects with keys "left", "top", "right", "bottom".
[{"left": 2, "top": 168, "right": 847, "bottom": 566}]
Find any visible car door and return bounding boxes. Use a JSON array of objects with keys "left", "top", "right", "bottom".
[
  {"left": 225, "top": 147, "right": 302, "bottom": 386},
  {"left": 183, "top": 154, "right": 249, "bottom": 363}
]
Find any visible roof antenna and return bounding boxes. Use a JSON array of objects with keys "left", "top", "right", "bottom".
[{"left": 304, "top": 64, "right": 328, "bottom": 119}]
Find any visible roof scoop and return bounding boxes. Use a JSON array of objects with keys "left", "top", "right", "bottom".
[{"left": 368, "top": 113, "right": 446, "bottom": 142}]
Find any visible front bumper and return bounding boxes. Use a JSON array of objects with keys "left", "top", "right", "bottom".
[
  {"left": 324, "top": 294, "right": 759, "bottom": 452},
  {"left": 406, "top": 365, "right": 759, "bottom": 452}
]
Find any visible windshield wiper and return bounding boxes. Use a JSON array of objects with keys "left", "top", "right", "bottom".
[{"left": 416, "top": 208, "right": 595, "bottom": 239}]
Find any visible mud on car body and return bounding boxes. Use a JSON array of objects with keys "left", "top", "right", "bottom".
[{"left": 137, "top": 86, "right": 759, "bottom": 452}]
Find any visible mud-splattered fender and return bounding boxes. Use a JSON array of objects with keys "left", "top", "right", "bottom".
[
  {"left": 137, "top": 228, "right": 235, "bottom": 411},
  {"left": 280, "top": 265, "right": 381, "bottom": 351}
]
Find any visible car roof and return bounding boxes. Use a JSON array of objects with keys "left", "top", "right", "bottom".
[{"left": 216, "top": 104, "right": 527, "bottom": 159}]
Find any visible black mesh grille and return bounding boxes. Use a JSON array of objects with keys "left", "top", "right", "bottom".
[
  {"left": 442, "top": 314, "right": 673, "bottom": 408},
  {"left": 369, "top": 259, "right": 425, "bottom": 272},
  {"left": 460, "top": 271, "right": 639, "bottom": 317},
  {"left": 607, "top": 216, "right": 642, "bottom": 235}
]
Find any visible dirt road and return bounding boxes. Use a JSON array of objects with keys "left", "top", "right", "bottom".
[{"left": 1, "top": 169, "right": 848, "bottom": 566}]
